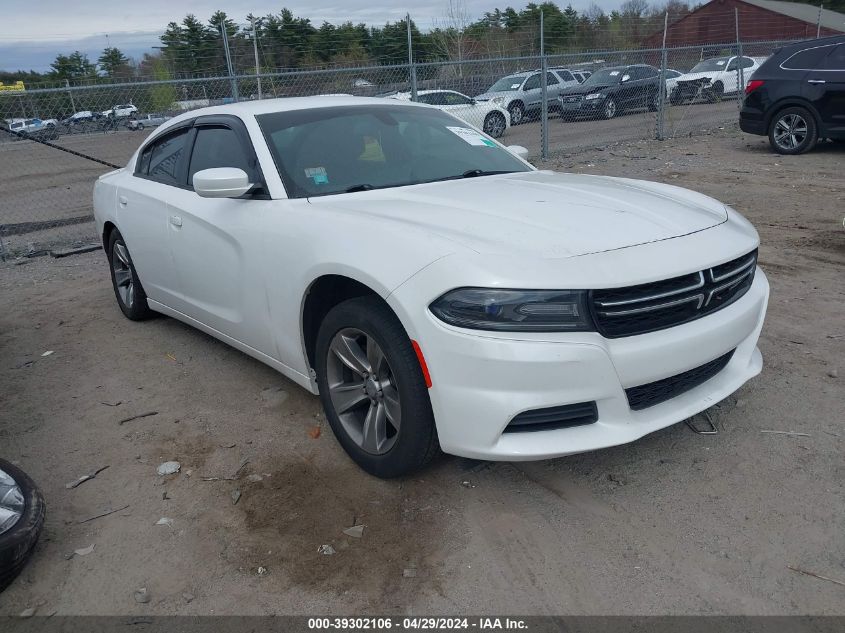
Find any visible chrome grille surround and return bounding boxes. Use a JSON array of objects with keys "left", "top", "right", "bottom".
[{"left": 591, "top": 250, "right": 758, "bottom": 338}]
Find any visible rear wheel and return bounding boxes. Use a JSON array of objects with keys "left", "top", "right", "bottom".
[
  {"left": 483, "top": 111, "right": 507, "bottom": 138},
  {"left": 768, "top": 107, "right": 818, "bottom": 155},
  {"left": 0, "top": 460, "right": 45, "bottom": 593},
  {"left": 315, "top": 297, "right": 439, "bottom": 478},
  {"left": 648, "top": 90, "right": 661, "bottom": 112},
  {"left": 508, "top": 101, "right": 525, "bottom": 125},
  {"left": 108, "top": 229, "right": 154, "bottom": 320}
]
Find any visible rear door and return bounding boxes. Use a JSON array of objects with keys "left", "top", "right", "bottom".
[
  {"left": 809, "top": 44, "right": 845, "bottom": 136},
  {"left": 521, "top": 73, "right": 542, "bottom": 111},
  {"left": 116, "top": 125, "right": 192, "bottom": 306}
]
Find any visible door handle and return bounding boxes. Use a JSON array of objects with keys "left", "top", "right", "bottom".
[
  {"left": 118, "top": 195, "right": 128, "bottom": 206},
  {"left": 169, "top": 215, "right": 182, "bottom": 228},
  {"left": 807, "top": 79, "right": 826, "bottom": 84}
]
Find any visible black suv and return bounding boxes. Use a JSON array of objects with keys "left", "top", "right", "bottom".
[
  {"left": 558, "top": 65, "right": 663, "bottom": 120},
  {"left": 741, "top": 35, "right": 845, "bottom": 154}
]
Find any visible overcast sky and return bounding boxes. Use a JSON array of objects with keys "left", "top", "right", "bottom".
[{"left": 1, "top": 1, "right": 629, "bottom": 72}]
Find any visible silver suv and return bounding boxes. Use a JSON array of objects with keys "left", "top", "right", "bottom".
[{"left": 474, "top": 69, "right": 581, "bottom": 124}]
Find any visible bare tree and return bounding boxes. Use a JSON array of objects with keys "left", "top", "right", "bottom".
[{"left": 431, "top": 0, "right": 479, "bottom": 77}]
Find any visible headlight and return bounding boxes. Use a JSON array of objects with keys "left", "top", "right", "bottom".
[
  {"left": 584, "top": 93, "right": 604, "bottom": 100},
  {"left": 429, "top": 288, "right": 594, "bottom": 332},
  {"left": 490, "top": 96, "right": 506, "bottom": 105}
]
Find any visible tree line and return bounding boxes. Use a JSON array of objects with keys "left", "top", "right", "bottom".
[{"left": 6, "top": 0, "right": 839, "bottom": 86}]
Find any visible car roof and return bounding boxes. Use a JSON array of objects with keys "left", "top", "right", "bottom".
[{"left": 160, "top": 96, "right": 432, "bottom": 127}]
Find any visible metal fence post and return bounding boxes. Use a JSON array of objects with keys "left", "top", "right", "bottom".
[
  {"left": 656, "top": 12, "right": 669, "bottom": 141},
  {"left": 540, "top": 10, "right": 548, "bottom": 161},
  {"left": 735, "top": 8, "right": 744, "bottom": 111},
  {"left": 250, "top": 16, "right": 262, "bottom": 100},
  {"left": 407, "top": 14, "right": 418, "bottom": 101},
  {"left": 220, "top": 23, "right": 239, "bottom": 102}
]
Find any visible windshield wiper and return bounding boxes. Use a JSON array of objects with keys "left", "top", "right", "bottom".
[
  {"left": 345, "top": 184, "right": 376, "bottom": 193},
  {"left": 422, "top": 169, "right": 517, "bottom": 185}
]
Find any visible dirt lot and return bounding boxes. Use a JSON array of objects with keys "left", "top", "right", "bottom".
[{"left": 0, "top": 129, "right": 842, "bottom": 616}]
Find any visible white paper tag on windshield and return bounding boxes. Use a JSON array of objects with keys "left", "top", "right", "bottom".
[
  {"left": 447, "top": 126, "right": 496, "bottom": 147},
  {"left": 609, "top": 71, "right": 620, "bottom": 76},
  {"left": 510, "top": 83, "right": 521, "bottom": 89}
]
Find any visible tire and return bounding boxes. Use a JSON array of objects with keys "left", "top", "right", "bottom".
[
  {"left": 602, "top": 97, "right": 618, "bottom": 120},
  {"left": 669, "top": 88, "right": 684, "bottom": 106},
  {"left": 648, "top": 90, "right": 660, "bottom": 112},
  {"left": 138, "top": 123, "right": 144, "bottom": 131},
  {"left": 483, "top": 111, "right": 507, "bottom": 138},
  {"left": 107, "top": 229, "right": 155, "bottom": 320},
  {"left": 0, "top": 459, "right": 46, "bottom": 593},
  {"left": 508, "top": 101, "right": 525, "bottom": 125},
  {"left": 707, "top": 81, "right": 724, "bottom": 103},
  {"left": 315, "top": 296, "right": 439, "bottom": 478},
  {"left": 768, "top": 106, "right": 818, "bottom": 155}
]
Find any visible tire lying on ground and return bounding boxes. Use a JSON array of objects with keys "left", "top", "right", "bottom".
[{"left": 0, "top": 459, "right": 46, "bottom": 593}]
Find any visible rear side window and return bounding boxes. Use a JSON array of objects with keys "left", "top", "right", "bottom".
[
  {"left": 819, "top": 44, "right": 845, "bottom": 71},
  {"left": 137, "top": 127, "right": 190, "bottom": 185},
  {"left": 782, "top": 45, "right": 837, "bottom": 70},
  {"left": 187, "top": 125, "right": 253, "bottom": 186}
]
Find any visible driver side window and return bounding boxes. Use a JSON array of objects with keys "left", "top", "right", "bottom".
[
  {"left": 187, "top": 125, "right": 255, "bottom": 187},
  {"left": 522, "top": 74, "right": 540, "bottom": 90}
]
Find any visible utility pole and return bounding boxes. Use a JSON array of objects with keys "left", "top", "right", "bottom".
[
  {"left": 540, "top": 10, "right": 548, "bottom": 160},
  {"left": 407, "top": 13, "right": 418, "bottom": 101},
  {"left": 656, "top": 12, "right": 668, "bottom": 141},
  {"left": 250, "top": 16, "right": 262, "bottom": 99},
  {"left": 220, "top": 22, "right": 239, "bottom": 102},
  {"left": 735, "top": 8, "right": 744, "bottom": 109},
  {"left": 817, "top": 4, "right": 823, "bottom": 38},
  {"left": 65, "top": 78, "right": 76, "bottom": 113}
]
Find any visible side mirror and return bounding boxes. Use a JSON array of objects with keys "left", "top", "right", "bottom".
[
  {"left": 507, "top": 145, "right": 530, "bottom": 160},
  {"left": 193, "top": 167, "right": 253, "bottom": 198}
]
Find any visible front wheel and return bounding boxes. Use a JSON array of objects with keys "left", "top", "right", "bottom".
[
  {"left": 315, "top": 297, "right": 439, "bottom": 478},
  {"left": 602, "top": 97, "right": 618, "bottom": 119},
  {"left": 508, "top": 101, "right": 525, "bottom": 125},
  {"left": 483, "top": 111, "right": 507, "bottom": 138},
  {"left": 108, "top": 229, "right": 155, "bottom": 320},
  {"left": 707, "top": 81, "right": 724, "bottom": 103},
  {"left": 768, "top": 107, "right": 818, "bottom": 155}
]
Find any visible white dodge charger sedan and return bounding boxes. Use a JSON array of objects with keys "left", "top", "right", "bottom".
[{"left": 93, "top": 97, "right": 769, "bottom": 478}]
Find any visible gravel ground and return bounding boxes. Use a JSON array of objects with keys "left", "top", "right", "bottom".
[{"left": 0, "top": 128, "right": 842, "bottom": 616}]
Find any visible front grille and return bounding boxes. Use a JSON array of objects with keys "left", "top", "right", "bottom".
[
  {"left": 591, "top": 250, "right": 757, "bottom": 338},
  {"left": 504, "top": 401, "right": 598, "bottom": 433},
  {"left": 561, "top": 95, "right": 583, "bottom": 104},
  {"left": 625, "top": 350, "right": 735, "bottom": 411}
]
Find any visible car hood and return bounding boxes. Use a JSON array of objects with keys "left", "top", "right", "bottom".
[
  {"left": 677, "top": 72, "right": 721, "bottom": 82},
  {"left": 310, "top": 171, "right": 728, "bottom": 258},
  {"left": 474, "top": 90, "right": 519, "bottom": 101},
  {"left": 559, "top": 83, "right": 615, "bottom": 96}
]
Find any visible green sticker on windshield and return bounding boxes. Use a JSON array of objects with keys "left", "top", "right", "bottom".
[{"left": 305, "top": 166, "right": 328, "bottom": 185}]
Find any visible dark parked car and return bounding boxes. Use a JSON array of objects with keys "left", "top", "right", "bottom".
[
  {"left": 741, "top": 35, "right": 845, "bottom": 154},
  {"left": 557, "top": 64, "right": 663, "bottom": 120}
]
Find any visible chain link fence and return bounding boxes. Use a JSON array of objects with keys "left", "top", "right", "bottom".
[{"left": 0, "top": 34, "right": 802, "bottom": 260}]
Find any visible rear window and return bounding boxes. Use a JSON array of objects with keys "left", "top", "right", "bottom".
[
  {"left": 819, "top": 44, "right": 845, "bottom": 71},
  {"left": 782, "top": 44, "right": 838, "bottom": 70}
]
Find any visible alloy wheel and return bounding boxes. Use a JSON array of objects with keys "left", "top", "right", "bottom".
[
  {"left": 484, "top": 113, "right": 506, "bottom": 138},
  {"left": 0, "top": 467, "right": 24, "bottom": 536},
  {"left": 773, "top": 113, "right": 808, "bottom": 151},
  {"left": 604, "top": 99, "right": 617, "bottom": 119},
  {"left": 326, "top": 328, "right": 401, "bottom": 455},
  {"left": 111, "top": 241, "right": 135, "bottom": 308}
]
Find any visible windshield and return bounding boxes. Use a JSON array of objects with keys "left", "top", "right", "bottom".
[
  {"left": 581, "top": 68, "right": 624, "bottom": 86},
  {"left": 487, "top": 75, "right": 525, "bottom": 92},
  {"left": 257, "top": 105, "right": 530, "bottom": 199},
  {"left": 690, "top": 58, "right": 730, "bottom": 72}
]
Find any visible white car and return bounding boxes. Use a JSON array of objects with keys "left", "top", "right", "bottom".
[
  {"left": 93, "top": 97, "right": 769, "bottom": 478},
  {"left": 389, "top": 90, "right": 510, "bottom": 138},
  {"left": 670, "top": 56, "right": 766, "bottom": 103},
  {"left": 663, "top": 68, "right": 683, "bottom": 94},
  {"left": 102, "top": 104, "right": 138, "bottom": 118}
]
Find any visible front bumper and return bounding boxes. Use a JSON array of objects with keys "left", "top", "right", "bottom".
[
  {"left": 390, "top": 268, "right": 769, "bottom": 461},
  {"left": 558, "top": 97, "right": 603, "bottom": 115}
]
